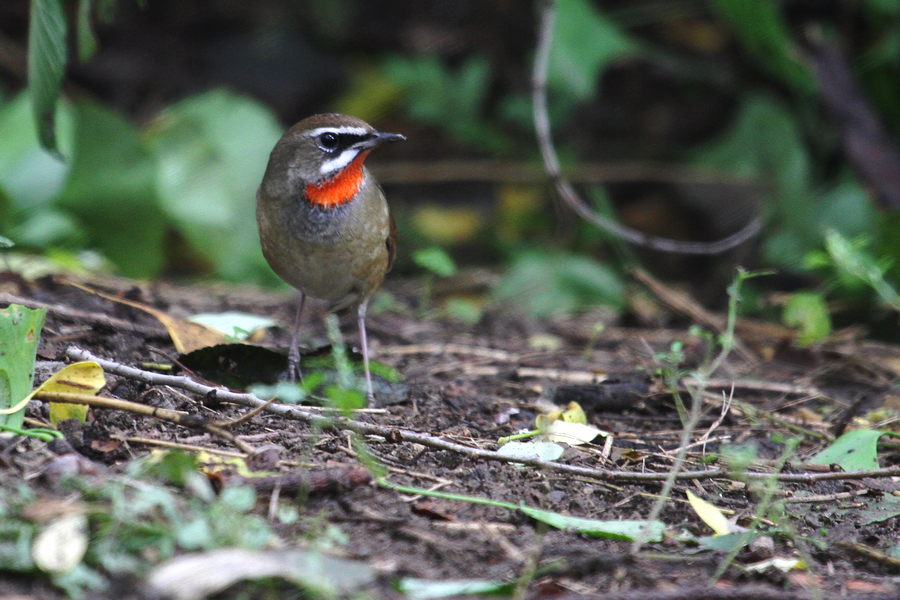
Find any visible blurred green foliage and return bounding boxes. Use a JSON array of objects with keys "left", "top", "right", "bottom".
[
  {"left": 28, "top": 0, "right": 68, "bottom": 152},
  {"left": 548, "top": 0, "right": 638, "bottom": 100},
  {"left": 26, "top": 0, "right": 117, "bottom": 152},
  {"left": 144, "top": 91, "right": 282, "bottom": 281},
  {"left": 0, "top": 454, "right": 275, "bottom": 597},
  {"left": 782, "top": 292, "right": 832, "bottom": 346},
  {"left": 5, "top": 0, "right": 900, "bottom": 325},
  {"left": 695, "top": 95, "right": 878, "bottom": 268},
  {"left": 383, "top": 55, "right": 514, "bottom": 153},
  {"left": 413, "top": 247, "right": 458, "bottom": 278},
  {"left": 495, "top": 250, "right": 625, "bottom": 317},
  {"left": 708, "top": 0, "right": 816, "bottom": 92},
  {"left": 0, "top": 89, "right": 281, "bottom": 282}
]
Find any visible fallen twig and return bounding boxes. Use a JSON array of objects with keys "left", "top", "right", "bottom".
[
  {"left": 122, "top": 436, "right": 246, "bottom": 457},
  {"left": 32, "top": 390, "right": 256, "bottom": 454},
  {"left": 837, "top": 540, "right": 900, "bottom": 569},
  {"left": 65, "top": 346, "right": 900, "bottom": 485}
]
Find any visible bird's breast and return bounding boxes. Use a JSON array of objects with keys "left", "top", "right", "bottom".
[{"left": 257, "top": 170, "right": 391, "bottom": 307}]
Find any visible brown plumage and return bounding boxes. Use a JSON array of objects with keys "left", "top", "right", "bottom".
[{"left": 256, "top": 114, "right": 404, "bottom": 400}]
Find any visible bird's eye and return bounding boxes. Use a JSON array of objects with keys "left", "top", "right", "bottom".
[{"left": 319, "top": 132, "right": 339, "bottom": 151}]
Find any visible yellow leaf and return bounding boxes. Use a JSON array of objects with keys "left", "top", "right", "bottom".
[
  {"left": 535, "top": 414, "right": 553, "bottom": 433},
  {"left": 561, "top": 402, "right": 587, "bottom": 424},
  {"left": 527, "top": 334, "right": 563, "bottom": 351},
  {"left": 197, "top": 452, "right": 276, "bottom": 478},
  {"left": 411, "top": 205, "right": 484, "bottom": 244},
  {"left": 27, "top": 362, "right": 105, "bottom": 427},
  {"left": 686, "top": 490, "right": 731, "bottom": 537}
]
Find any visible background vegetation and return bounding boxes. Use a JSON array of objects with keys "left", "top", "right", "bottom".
[{"left": 2, "top": 0, "right": 900, "bottom": 332}]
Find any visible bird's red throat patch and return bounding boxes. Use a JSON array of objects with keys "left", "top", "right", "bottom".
[{"left": 304, "top": 151, "right": 370, "bottom": 209}]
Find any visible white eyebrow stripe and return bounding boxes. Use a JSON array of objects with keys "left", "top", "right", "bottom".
[
  {"left": 319, "top": 149, "right": 360, "bottom": 174},
  {"left": 305, "top": 126, "right": 369, "bottom": 138}
]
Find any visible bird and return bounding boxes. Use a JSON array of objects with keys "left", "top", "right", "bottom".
[{"left": 256, "top": 113, "right": 405, "bottom": 401}]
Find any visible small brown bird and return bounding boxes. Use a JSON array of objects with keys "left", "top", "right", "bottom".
[{"left": 256, "top": 113, "right": 405, "bottom": 400}]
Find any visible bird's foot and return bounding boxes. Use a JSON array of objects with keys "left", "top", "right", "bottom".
[{"left": 286, "top": 347, "right": 302, "bottom": 384}]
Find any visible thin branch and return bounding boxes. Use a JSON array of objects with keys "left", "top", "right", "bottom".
[
  {"left": 65, "top": 346, "right": 900, "bottom": 485},
  {"left": 531, "top": 0, "right": 762, "bottom": 255},
  {"left": 33, "top": 390, "right": 256, "bottom": 454},
  {"left": 122, "top": 436, "right": 247, "bottom": 457}
]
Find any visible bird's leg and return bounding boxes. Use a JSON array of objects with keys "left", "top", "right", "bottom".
[
  {"left": 287, "top": 293, "right": 306, "bottom": 383},
  {"left": 357, "top": 301, "right": 375, "bottom": 402}
]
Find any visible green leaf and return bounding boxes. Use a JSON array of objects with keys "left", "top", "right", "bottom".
[
  {"left": 56, "top": 101, "right": 166, "bottom": 277},
  {"left": 782, "top": 292, "right": 832, "bottom": 346},
  {"left": 187, "top": 312, "right": 278, "bottom": 340},
  {"left": 549, "top": 0, "right": 638, "bottom": 100},
  {"left": 398, "top": 578, "right": 514, "bottom": 599},
  {"left": 520, "top": 506, "right": 665, "bottom": 542},
  {"left": 382, "top": 55, "right": 511, "bottom": 153},
  {"left": 695, "top": 95, "right": 819, "bottom": 266},
  {"left": 495, "top": 250, "right": 625, "bottom": 317},
  {"left": 708, "top": 0, "right": 815, "bottom": 92},
  {"left": 219, "top": 485, "right": 256, "bottom": 513},
  {"left": 0, "top": 305, "right": 47, "bottom": 429},
  {"left": 28, "top": 0, "right": 68, "bottom": 153},
  {"left": 144, "top": 89, "right": 282, "bottom": 283},
  {"left": 810, "top": 429, "right": 883, "bottom": 471},
  {"left": 95, "top": 0, "right": 118, "bottom": 22},
  {"left": 496, "top": 440, "right": 565, "bottom": 461},
  {"left": 698, "top": 532, "right": 755, "bottom": 553},
  {"left": 174, "top": 517, "right": 213, "bottom": 550},
  {"left": 413, "top": 247, "right": 457, "bottom": 277},
  {"left": 76, "top": 0, "right": 98, "bottom": 63},
  {"left": 866, "top": 0, "right": 900, "bottom": 14},
  {"left": 10, "top": 208, "right": 86, "bottom": 248},
  {"left": 152, "top": 450, "right": 199, "bottom": 487},
  {"left": 325, "top": 384, "right": 367, "bottom": 412},
  {"left": 825, "top": 230, "right": 900, "bottom": 310},
  {"left": 0, "top": 92, "right": 74, "bottom": 211},
  {"left": 444, "top": 298, "right": 483, "bottom": 324},
  {"left": 815, "top": 176, "right": 878, "bottom": 241}
]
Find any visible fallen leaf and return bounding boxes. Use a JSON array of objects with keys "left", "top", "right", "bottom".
[
  {"left": 687, "top": 490, "right": 731, "bottom": 537},
  {"left": 147, "top": 548, "right": 375, "bottom": 600},
  {"left": 32, "top": 513, "right": 89, "bottom": 574},
  {"left": 561, "top": 401, "right": 587, "bottom": 424},
  {"left": 26, "top": 361, "right": 105, "bottom": 426},
  {"left": 544, "top": 420, "right": 607, "bottom": 445},
  {"left": 62, "top": 279, "right": 226, "bottom": 352}
]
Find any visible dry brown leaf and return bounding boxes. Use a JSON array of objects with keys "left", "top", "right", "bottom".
[{"left": 62, "top": 279, "right": 226, "bottom": 353}]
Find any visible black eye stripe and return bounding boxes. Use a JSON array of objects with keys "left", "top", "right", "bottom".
[{"left": 317, "top": 132, "right": 372, "bottom": 152}]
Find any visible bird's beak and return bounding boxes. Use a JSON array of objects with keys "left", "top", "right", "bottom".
[{"left": 356, "top": 132, "right": 406, "bottom": 150}]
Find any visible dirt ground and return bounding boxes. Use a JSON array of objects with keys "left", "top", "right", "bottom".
[{"left": 3, "top": 270, "right": 900, "bottom": 599}]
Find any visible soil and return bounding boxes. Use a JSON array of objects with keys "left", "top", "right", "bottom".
[{"left": 3, "top": 271, "right": 900, "bottom": 600}]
